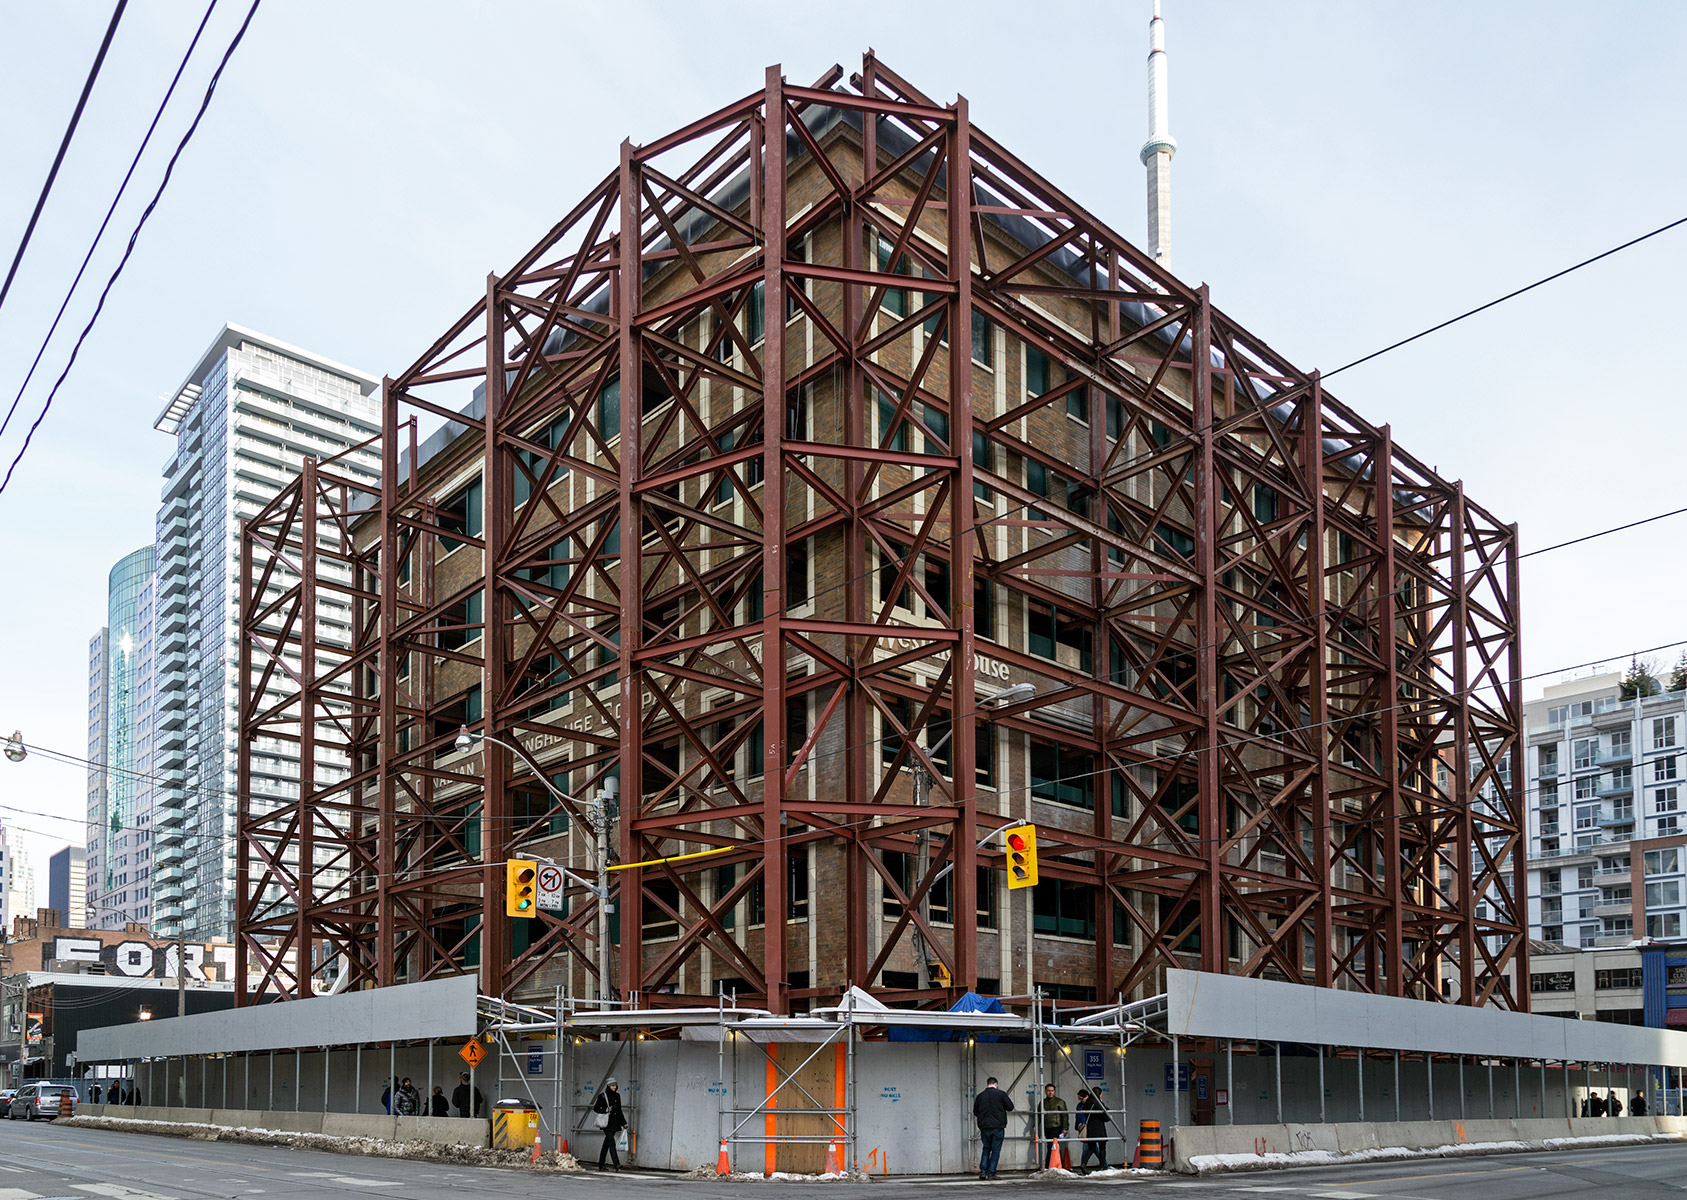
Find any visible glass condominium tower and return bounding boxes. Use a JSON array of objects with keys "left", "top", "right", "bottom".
[
  {"left": 86, "top": 544, "right": 158, "bottom": 929},
  {"left": 150, "top": 325, "right": 378, "bottom": 942}
]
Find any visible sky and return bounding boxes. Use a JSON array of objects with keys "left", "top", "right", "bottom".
[{"left": 0, "top": 1, "right": 1683, "bottom": 884}]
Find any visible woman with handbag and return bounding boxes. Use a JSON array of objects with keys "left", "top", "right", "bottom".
[{"left": 592, "top": 1078, "right": 627, "bottom": 1171}]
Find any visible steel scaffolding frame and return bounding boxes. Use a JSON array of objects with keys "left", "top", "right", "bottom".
[{"left": 238, "top": 52, "right": 1525, "bottom": 1013}]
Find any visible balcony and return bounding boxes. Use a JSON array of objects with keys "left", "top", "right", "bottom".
[
  {"left": 1599, "top": 808, "right": 1636, "bottom": 825},
  {"left": 1540, "top": 881, "right": 1563, "bottom": 896},
  {"left": 1594, "top": 901, "right": 1633, "bottom": 918},
  {"left": 1599, "top": 779, "right": 1635, "bottom": 798},
  {"left": 1538, "top": 824, "right": 1561, "bottom": 837},
  {"left": 1594, "top": 866, "right": 1631, "bottom": 885}
]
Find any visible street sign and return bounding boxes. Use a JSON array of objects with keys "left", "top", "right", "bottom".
[
  {"left": 1164, "top": 1062, "right": 1189, "bottom": 1092},
  {"left": 537, "top": 864, "right": 565, "bottom": 911},
  {"left": 527, "top": 1047, "right": 544, "bottom": 1075},
  {"left": 459, "top": 1039, "right": 486, "bottom": 1068},
  {"left": 1082, "top": 1048, "right": 1105, "bottom": 1081}
]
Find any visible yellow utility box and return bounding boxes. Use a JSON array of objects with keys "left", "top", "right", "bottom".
[{"left": 492, "top": 1099, "right": 541, "bottom": 1149}]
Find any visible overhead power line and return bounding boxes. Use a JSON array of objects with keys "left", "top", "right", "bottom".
[
  {"left": 0, "top": 0, "right": 263, "bottom": 500},
  {"left": 0, "top": 1, "right": 128, "bottom": 317},
  {"left": 0, "top": 0, "right": 221, "bottom": 447},
  {"left": 1325, "top": 214, "right": 1687, "bottom": 378}
]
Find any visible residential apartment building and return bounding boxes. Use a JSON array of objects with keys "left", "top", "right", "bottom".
[
  {"left": 86, "top": 545, "right": 157, "bottom": 929},
  {"left": 1526, "top": 671, "right": 1687, "bottom": 949},
  {"left": 149, "top": 325, "right": 378, "bottom": 942}
]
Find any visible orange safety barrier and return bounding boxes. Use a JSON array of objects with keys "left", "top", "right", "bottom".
[{"left": 1136, "top": 1118, "right": 1163, "bottom": 1169}]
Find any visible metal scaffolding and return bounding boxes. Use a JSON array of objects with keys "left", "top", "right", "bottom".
[{"left": 238, "top": 50, "right": 1526, "bottom": 1015}]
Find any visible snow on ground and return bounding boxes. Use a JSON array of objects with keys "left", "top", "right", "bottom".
[{"left": 1188, "top": 1132, "right": 1683, "bottom": 1175}]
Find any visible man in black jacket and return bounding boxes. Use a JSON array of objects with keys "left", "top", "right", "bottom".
[
  {"left": 452, "top": 1072, "right": 485, "bottom": 1118},
  {"left": 972, "top": 1077, "right": 1014, "bottom": 1179}
]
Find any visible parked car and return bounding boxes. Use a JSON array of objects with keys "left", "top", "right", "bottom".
[
  {"left": 0, "top": 1089, "right": 15, "bottom": 1117},
  {"left": 6, "top": 1084, "right": 77, "bottom": 1120}
]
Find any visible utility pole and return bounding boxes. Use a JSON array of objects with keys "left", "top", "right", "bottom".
[
  {"left": 595, "top": 778, "right": 618, "bottom": 1008},
  {"left": 15, "top": 976, "right": 29, "bottom": 1088},
  {"left": 176, "top": 927, "right": 186, "bottom": 1018}
]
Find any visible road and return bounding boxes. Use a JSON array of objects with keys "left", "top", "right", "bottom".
[{"left": 0, "top": 1121, "right": 1679, "bottom": 1198}]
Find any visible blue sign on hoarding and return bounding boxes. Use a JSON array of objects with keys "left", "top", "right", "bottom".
[
  {"left": 527, "top": 1048, "right": 544, "bottom": 1075},
  {"left": 1164, "top": 1062, "right": 1190, "bottom": 1092},
  {"left": 1083, "top": 1049, "right": 1106, "bottom": 1081}
]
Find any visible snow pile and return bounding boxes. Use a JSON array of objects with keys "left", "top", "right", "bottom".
[
  {"left": 683, "top": 1168, "right": 869, "bottom": 1183},
  {"left": 60, "top": 1114, "right": 584, "bottom": 1172}
]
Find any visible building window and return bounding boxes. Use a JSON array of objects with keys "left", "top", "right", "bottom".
[
  {"left": 1645, "top": 880, "right": 1681, "bottom": 908},
  {"left": 1647, "top": 912, "right": 1682, "bottom": 938},
  {"left": 1032, "top": 878, "right": 1095, "bottom": 939},
  {"left": 1592, "top": 972, "right": 1646, "bottom": 999},
  {"left": 642, "top": 879, "right": 680, "bottom": 940},
  {"left": 1066, "top": 384, "right": 1088, "bottom": 423},
  {"left": 437, "top": 590, "right": 483, "bottom": 652},
  {"left": 1657, "top": 787, "right": 1680, "bottom": 813},
  {"left": 972, "top": 431, "right": 994, "bottom": 500},
  {"left": 971, "top": 311, "right": 993, "bottom": 367},
  {"left": 1654, "top": 716, "right": 1678, "bottom": 750},
  {"left": 976, "top": 720, "right": 995, "bottom": 789},
  {"left": 1540, "top": 780, "right": 1559, "bottom": 806},
  {"left": 514, "top": 414, "right": 571, "bottom": 506},
  {"left": 878, "top": 390, "right": 909, "bottom": 453},
  {"left": 1609, "top": 730, "right": 1632, "bottom": 757},
  {"left": 1025, "top": 346, "right": 1049, "bottom": 397},
  {"left": 1031, "top": 741, "right": 1095, "bottom": 810},
  {"left": 1539, "top": 745, "right": 1559, "bottom": 775},
  {"left": 1573, "top": 738, "right": 1597, "bottom": 770},
  {"left": 787, "top": 845, "right": 809, "bottom": 920},
  {"left": 1644, "top": 847, "right": 1681, "bottom": 874},
  {"left": 598, "top": 377, "right": 620, "bottom": 443},
  {"left": 875, "top": 236, "right": 908, "bottom": 317},
  {"left": 1574, "top": 776, "right": 1597, "bottom": 801},
  {"left": 438, "top": 479, "right": 483, "bottom": 552},
  {"left": 1656, "top": 757, "right": 1678, "bottom": 783}
]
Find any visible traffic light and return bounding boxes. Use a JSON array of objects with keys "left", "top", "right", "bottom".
[
  {"left": 1004, "top": 824, "right": 1038, "bottom": 890},
  {"left": 506, "top": 858, "right": 537, "bottom": 916}
]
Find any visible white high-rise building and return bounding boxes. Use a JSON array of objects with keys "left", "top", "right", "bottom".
[
  {"left": 1525, "top": 667, "right": 1687, "bottom": 949},
  {"left": 150, "top": 325, "right": 379, "bottom": 942},
  {"left": 2, "top": 828, "right": 37, "bottom": 931}
]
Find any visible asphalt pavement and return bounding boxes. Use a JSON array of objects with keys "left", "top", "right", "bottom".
[{"left": 0, "top": 1120, "right": 1679, "bottom": 1198}]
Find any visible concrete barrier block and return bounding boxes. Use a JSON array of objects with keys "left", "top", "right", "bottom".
[
  {"left": 159, "top": 1107, "right": 214, "bottom": 1125},
  {"left": 1398, "top": 1121, "right": 1458, "bottom": 1150},
  {"left": 322, "top": 1114, "right": 399, "bottom": 1140},
  {"left": 402, "top": 1116, "right": 489, "bottom": 1147},
  {"left": 1279, "top": 1123, "right": 1339, "bottom": 1153},
  {"left": 210, "top": 1108, "right": 268, "bottom": 1129},
  {"left": 1334, "top": 1122, "right": 1380, "bottom": 1154},
  {"left": 257, "top": 1111, "right": 326, "bottom": 1135}
]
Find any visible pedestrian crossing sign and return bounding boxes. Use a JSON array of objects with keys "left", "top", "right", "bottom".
[{"left": 459, "top": 1039, "right": 487, "bottom": 1068}]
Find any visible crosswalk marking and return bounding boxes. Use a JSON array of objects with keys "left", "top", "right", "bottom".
[
  {"left": 74, "top": 1186, "right": 182, "bottom": 1200},
  {"left": 286, "top": 1172, "right": 398, "bottom": 1188},
  {"left": 0, "top": 1188, "right": 38, "bottom": 1200}
]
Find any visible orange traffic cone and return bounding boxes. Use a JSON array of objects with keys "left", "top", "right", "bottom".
[
  {"left": 826, "top": 1141, "right": 844, "bottom": 1175},
  {"left": 559, "top": 1135, "right": 568, "bottom": 1155},
  {"left": 530, "top": 1139, "right": 543, "bottom": 1164},
  {"left": 1049, "top": 1137, "right": 1068, "bottom": 1170},
  {"left": 717, "top": 1139, "right": 731, "bottom": 1176}
]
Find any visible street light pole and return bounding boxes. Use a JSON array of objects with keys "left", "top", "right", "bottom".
[{"left": 454, "top": 728, "right": 618, "bottom": 1004}]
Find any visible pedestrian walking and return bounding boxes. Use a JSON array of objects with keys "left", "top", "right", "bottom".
[
  {"left": 1607, "top": 1090, "right": 1623, "bottom": 1117},
  {"left": 452, "top": 1072, "right": 485, "bottom": 1118},
  {"left": 592, "top": 1078, "right": 627, "bottom": 1171},
  {"left": 395, "top": 1077, "right": 421, "bottom": 1116},
  {"left": 431, "top": 1085, "right": 450, "bottom": 1117},
  {"left": 1076, "top": 1088, "right": 1109, "bottom": 1172},
  {"left": 89, "top": 1083, "right": 102, "bottom": 1105},
  {"left": 1039, "top": 1083, "right": 1069, "bottom": 1169},
  {"left": 381, "top": 1078, "right": 393, "bottom": 1114},
  {"left": 1632, "top": 1091, "right": 1648, "bottom": 1116},
  {"left": 1590, "top": 1091, "right": 1607, "bottom": 1117},
  {"left": 972, "top": 1076, "right": 1014, "bottom": 1179}
]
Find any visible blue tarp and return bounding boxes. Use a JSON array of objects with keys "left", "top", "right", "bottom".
[{"left": 887, "top": 991, "right": 1007, "bottom": 1042}]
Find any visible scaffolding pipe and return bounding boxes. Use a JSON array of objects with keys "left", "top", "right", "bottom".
[
  {"left": 1317, "top": 1044, "right": 1324, "bottom": 1124},
  {"left": 1225, "top": 1039, "right": 1233, "bottom": 1125},
  {"left": 1274, "top": 1042, "right": 1282, "bottom": 1124}
]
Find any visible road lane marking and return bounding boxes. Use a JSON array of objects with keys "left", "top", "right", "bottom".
[
  {"left": 0, "top": 1189, "right": 40, "bottom": 1200},
  {"left": 286, "top": 1172, "right": 399, "bottom": 1188},
  {"left": 73, "top": 1188, "right": 182, "bottom": 1200}
]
